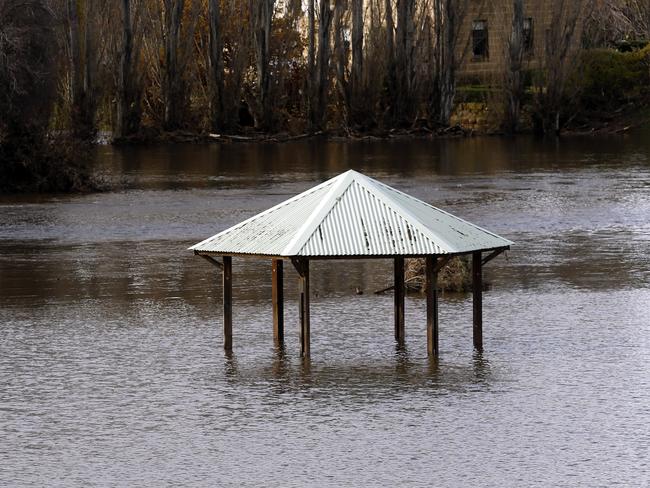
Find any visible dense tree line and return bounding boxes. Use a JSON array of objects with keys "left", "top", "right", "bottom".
[
  {"left": 0, "top": 0, "right": 531, "bottom": 140},
  {"left": 4, "top": 0, "right": 649, "bottom": 140},
  {"left": 1, "top": 0, "right": 649, "bottom": 190}
]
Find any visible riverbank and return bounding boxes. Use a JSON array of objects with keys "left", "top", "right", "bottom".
[
  {"left": 110, "top": 124, "right": 471, "bottom": 146},
  {"left": 2, "top": 109, "right": 649, "bottom": 195},
  {"left": 108, "top": 105, "right": 650, "bottom": 147},
  {"left": 563, "top": 105, "right": 650, "bottom": 136}
]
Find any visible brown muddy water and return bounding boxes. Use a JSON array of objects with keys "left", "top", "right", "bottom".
[{"left": 1, "top": 135, "right": 649, "bottom": 486}]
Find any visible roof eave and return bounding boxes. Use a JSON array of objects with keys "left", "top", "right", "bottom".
[{"left": 192, "top": 244, "right": 510, "bottom": 261}]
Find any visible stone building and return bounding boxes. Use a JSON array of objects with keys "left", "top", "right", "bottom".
[{"left": 457, "top": 1, "right": 557, "bottom": 79}]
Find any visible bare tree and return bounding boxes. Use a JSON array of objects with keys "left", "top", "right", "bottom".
[
  {"left": 395, "top": 0, "right": 415, "bottom": 125},
  {"left": 314, "top": 0, "right": 333, "bottom": 130},
  {"left": 0, "top": 0, "right": 86, "bottom": 192},
  {"left": 532, "top": 0, "right": 590, "bottom": 134},
  {"left": 6, "top": 0, "right": 616, "bottom": 144},
  {"left": 208, "top": 0, "right": 224, "bottom": 131},
  {"left": 67, "top": 0, "right": 93, "bottom": 138},
  {"left": 154, "top": 0, "right": 202, "bottom": 131},
  {"left": 384, "top": 0, "right": 396, "bottom": 121},
  {"left": 307, "top": 0, "right": 316, "bottom": 130},
  {"left": 503, "top": 0, "right": 525, "bottom": 133},
  {"left": 250, "top": 0, "right": 275, "bottom": 130},
  {"left": 333, "top": 0, "right": 349, "bottom": 125},
  {"left": 116, "top": 0, "right": 143, "bottom": 139},
  {"left": 608, "top": 0, "right": 650, "bottom": 40},
  {"left": 0, "top": 0, "right": 58, "bottom": 140},
  {"left": 350, "top": 0, "right": 364, "bottom": 110},
  {"left": 220, "top": 0, "right": 251, "bottom": 128},
  {"left": 358, "top": 0, "right": 387, "bottom": 127},
  {"left": 430, "top": 0, "right": 469, "bottom": 126},
  {"left": 162, "top": 0, "right": 185, "bottom": 130}
]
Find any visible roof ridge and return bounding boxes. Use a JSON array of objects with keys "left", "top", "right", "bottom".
[
  {"left": 281, "top": 171, "right": 356, "bottom": 256},
  {"left": 353, "top": 173, "right": 457, "bottom": 253}
]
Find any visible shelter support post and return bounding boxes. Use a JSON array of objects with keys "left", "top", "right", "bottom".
[
  {"left": 292, "top": 258, "right": 310, "bottom": 358},
  {"left": 272, "top": 259, "right": 284, "bottom": 343},
  {"left": 394, "top": 257, "right": 405, "bottom": 346},
  {"left": 426, "top": 256, "right": 439, "bottom": 357},
  {"left": 472, "top": 252, "right": 483, "bottom": 352},
  {"left": 223, "top": 256, "right": 233, "bottom": 351}
]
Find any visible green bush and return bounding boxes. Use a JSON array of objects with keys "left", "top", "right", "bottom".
[{"left": 577, "top": 46, "right": 650, "bottom": 111}]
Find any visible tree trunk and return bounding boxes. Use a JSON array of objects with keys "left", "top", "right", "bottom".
[
  {"left": 350, "top": 0, "right": 363, "bottom": 116},
  {"left": 0, "top": 0, "right": 58, "bottom": 141},
  {"left": 67, "top": 0, "right": 94, "bottom": 139},
  {"left": 307, "top": 0, "right": 316, "bottom": 131},
  {"left": 67, "top": 0, "right": 82, "bottom": 119},
  {"left": 163, "top": 0, "right": 185, "bottom": 131},
  {"left": 315, "top": 0, "right": 333, "bottom": 130},
  {"left": 384, "top": 0, "right": 395, "bottom": 124},
  {"left": 504, "top": 0, "right": 524, "bottom": 133},
  {"left": 333, "top": 0, "right": 348, "bottom": 124},
  {"left": 432, "top": 0, "right": 460, "bottom": 126},
  {"left": 208, "top": 0, "right": 224, "bottom": 132},
  {"left": 251, "top": 0, "right": 275, "bottom": 130},
  {"left": 439, "top": 0, "right": 458, "bottom": 125},
  {"left": 220, "top": 0, "right": 249, "bottom": 129},
  {"left": 395, "top": 0, "right": 415, "bottom": 125},
  {"left": 116, "top": 0, "right": 141, "bottom": 139},
  {"left": 532, "top": 0, "right": 586, "bottom": 135}
]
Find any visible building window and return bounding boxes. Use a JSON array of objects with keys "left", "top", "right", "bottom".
[
  {"left": 472, "top": 20, "right": 489, "bottom": 60},
  {"left": 523, "top": 18, "right": 534, "bottom": 53}
]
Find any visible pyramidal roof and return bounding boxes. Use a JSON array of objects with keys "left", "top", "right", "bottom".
[{"left": 189, "top": 170, "right": 512, "bottom": 258}]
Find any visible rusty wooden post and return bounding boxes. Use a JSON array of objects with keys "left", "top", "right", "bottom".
[
  {"left": 394, "top": 257, "right": 405, "bottom": 346},
  {"left": 223, "top": 255, "right": 233, "bottom": 351},
  {"left": 426, "top": 256, "right": 439, "bottom": 357},
  {"left": 472, "top": 251, "right": 483, "bottom": 352},
  {"left": 298, "top": 259, "right": 310, "bottom": 358},
  {"left": 272, "top": 259, "right": 284, "bottom": 343}
]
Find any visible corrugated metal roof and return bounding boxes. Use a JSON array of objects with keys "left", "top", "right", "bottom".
[{"left": 189, "top": 170, "right": 513, "bottom": 257}]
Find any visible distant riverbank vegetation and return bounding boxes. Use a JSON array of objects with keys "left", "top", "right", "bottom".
[{"left": 1, "top": 0, "right": 649, "bottom": 192}]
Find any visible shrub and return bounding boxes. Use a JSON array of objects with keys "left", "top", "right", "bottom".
[
  {"left": 576, "top": 46, "right": 650, "bottom": 111},
  {"left": 0, "top": 135, "right": 100, "bottom": 193}
]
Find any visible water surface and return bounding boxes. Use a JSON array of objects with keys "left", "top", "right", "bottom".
[{"left": 1, "top": 134, "right": 649, "bottom": 486}]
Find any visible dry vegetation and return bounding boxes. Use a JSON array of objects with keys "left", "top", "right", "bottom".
[
  {"left": 404, "top": 256, "right": 475, "bottom": 293},
  {"left": 1, "top": 0, "right": 649, "bottom": 192}
]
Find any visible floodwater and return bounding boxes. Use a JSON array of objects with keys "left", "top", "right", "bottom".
[{"left": 1, "top": 134, "right": 649, "bottom": 487}]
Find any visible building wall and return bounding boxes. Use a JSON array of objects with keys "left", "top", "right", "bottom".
[{"left": 456, "top": 0, "right": 556, "bottom": 80}]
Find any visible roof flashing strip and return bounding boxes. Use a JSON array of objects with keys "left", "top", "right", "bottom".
[{"left": 281, "top": 171, "right": 356, "bottom": 256}]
